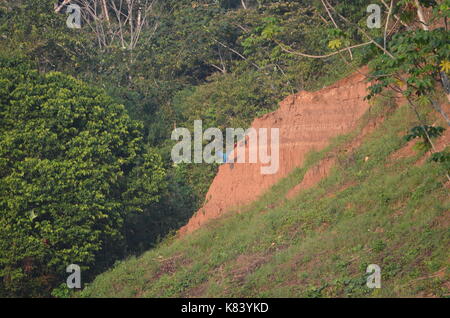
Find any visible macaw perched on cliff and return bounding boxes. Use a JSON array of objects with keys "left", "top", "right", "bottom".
[{"left": 216, "top": 151, "right": 228, "bottom": 164}]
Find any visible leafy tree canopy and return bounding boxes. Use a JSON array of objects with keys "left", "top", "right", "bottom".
[{"left": 0, "top": 56, "right": 166, "bottom": 297}]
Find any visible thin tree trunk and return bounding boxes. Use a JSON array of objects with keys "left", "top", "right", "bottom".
[
  {"left": 381, "top": 0, "right": 409, "bottom": 28},
  {"left": 127, "top": 0, "right": 134, "bottom": 50},
  {"left": 384, "top": 0, "right": 394, "bottom": 51},
  {"left": 323, "top": 0, "right": 395, "bottom": 58},
  {"left": 415, "top": 0, "right": 429, "bottom": 30},
  {"left": 406, "top": 96, "right": 450, "bottom": 182},
  {"left": 101, "top": 0, "right": 110, "bottom": 23},
  {"left": 431, "top": 99, "right": 450, "bottom": 127},
  {"left": 414, "top": 0, "right": 450, "bottom": 104},
  {"left": 137, "top": 1, "right": 142, "bottom": 27},
  {"left": 320, "top": 0, "right": 353, "bottom": 60}
]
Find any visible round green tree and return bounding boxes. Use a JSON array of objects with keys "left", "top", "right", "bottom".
[{"left": 0, "top": 56, "right": 166, "bottom": 297}]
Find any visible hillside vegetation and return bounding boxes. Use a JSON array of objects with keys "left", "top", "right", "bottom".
[
  {"left": 0, "top": 0, "right": 449, "bottom": 297},
  {"left": 81, "top": 95, "right": 449, "bottom": 297}
]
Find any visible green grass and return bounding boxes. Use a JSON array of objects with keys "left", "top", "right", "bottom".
[{"left": 80, "top": 95, "right": 450, "bottom": 298}]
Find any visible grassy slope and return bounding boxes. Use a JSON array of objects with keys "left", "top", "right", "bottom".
[{"left": 81, "top": 94, "right": 450, "bottom": 298}]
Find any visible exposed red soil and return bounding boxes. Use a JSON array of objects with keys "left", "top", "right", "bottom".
[
  {"left": 286, "top": 113, "right": 385, "bottom": 199},
  {"left": 179, "top": 68, "right": 373, "bottom": 235},
  {"left": 286, "top": 157, "right": 335, "bottom": 199},
  {"left": 390, "top": 139, "right": 417, "bottom": 161}
]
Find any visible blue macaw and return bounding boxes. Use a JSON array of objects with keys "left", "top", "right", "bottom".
[{"left": 217, "top": 151, "right": 228, "bottom": 163}]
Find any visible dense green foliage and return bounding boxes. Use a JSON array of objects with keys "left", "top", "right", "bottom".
[{"left": 0, "top": 56, "right": 165, "bottom": 296}]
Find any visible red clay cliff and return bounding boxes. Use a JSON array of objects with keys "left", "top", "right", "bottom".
[{"left": 179, "top": 68, "right": 372, "bottom": 235}]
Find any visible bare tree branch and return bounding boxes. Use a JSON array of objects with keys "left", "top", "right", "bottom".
[
  {"left": 384, "top": 0, "right": 394, "bottom": 51},
  {"left": 276, "top": 40, "right": 373, "bottom": 59},
  {"left": 415, "top": 0, "right": 429, "bottom": 31},
  {"left": 380, "top": 0, "right": 409, "bottom": 28},
  {"left": 323, "top": 0, "right": 395, "bottom": 59},
  {"left": 72, "top": 0, "right": 159, "bottom": 51},
  {"left": 320, "top": 0, "right": 353, "bottom": 60},
  {"left": 54, "top": 0, "right": 72, "bottom": 13},
  {"left": 210, "top": 36, "right": 260, "bottom": 70}
]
